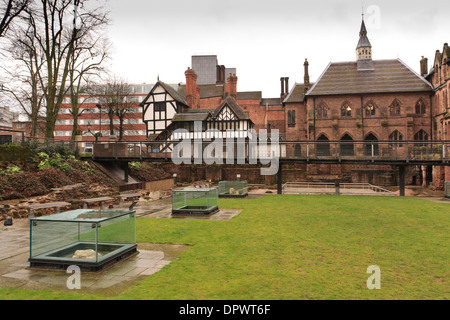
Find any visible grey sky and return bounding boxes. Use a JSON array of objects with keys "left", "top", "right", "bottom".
[{"left": 107, "top": 0, "right": 449, "bottom": 98}]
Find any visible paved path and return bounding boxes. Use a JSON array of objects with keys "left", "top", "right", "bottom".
[{"left": 0, "top": 215, "right": 188, "bottom": 296}]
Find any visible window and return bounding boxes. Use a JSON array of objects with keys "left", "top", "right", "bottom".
[
  {"left": 390, "top": 99, "right": 401, "bottom": 116},
  {"left": 341, "top": 103, "right": 352, "bottom": 118},
  {"left": 340, "top": 134, "right": 354, "bottom": 157},
  {"left": 288, "top": 110, "right": 296, "bottom": 128},
  {"left": 414, "top": 130, "right": 429, "bottom": 142},
  {"left": 389, "top": 130, "right": 404, "bottom": 147},
  {"left": 364, "top": 133, "right": 379, "bottom": 157},
  {"left": 154, "top": 102, "right": 166, "bottom": 112},
  {"left": 317, "top": 104, "right": 328, "bottom": 119},
  {"left": 365, "top": 103, "right": 376, "bottom": 117},
  {"left": 415, "top": 99, "right": 426, "bottom": 115},
  {"left": 316, "top": 134, "right": 330, "bottom": 157}
]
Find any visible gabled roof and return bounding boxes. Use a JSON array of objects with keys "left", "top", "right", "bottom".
[
  {"left": 140, "top": 81, "right": 188, "bottom": 107},
  {"left": 212, "top": 96, "right": 251, "bottom": 121},
  {"left": 306, "top": 59, "right": 433, "bottom": 96}
]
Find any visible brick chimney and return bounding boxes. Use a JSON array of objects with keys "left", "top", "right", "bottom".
[
  {"left": 226, "top": 73, "right": 238, "bottom": 98},
  {"left": 285, "top": 77, "right": 289, "bottom": 96},
  {"left": 280, "top": 77, "right": 285, "bottom": 99},
  {"left": 185, "top": 67, "right": 198, "bottom": 108},
  {"left": 420, "top": 56, "right": 428, "bottom": 77}
]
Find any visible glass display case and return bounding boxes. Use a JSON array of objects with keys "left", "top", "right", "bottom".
[
  {"left": 29, "top": 209, "right": 137, "bottom": 272},
  {"left": 445, "top": 182, "right": 450, "bottom": 199},
  {"left": 218, "top": 181, "right": 248, "bottom": 198},
  {"left": 172, "top": 188, "right": 219, "bottom": 215}
]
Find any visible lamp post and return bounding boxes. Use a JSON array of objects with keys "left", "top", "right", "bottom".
[{"left": 86, "top": 121, "right": 98, "bottom": 142}]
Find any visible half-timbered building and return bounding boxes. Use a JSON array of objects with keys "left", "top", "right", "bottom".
[{"left": 140, "top": 81, "right": 189, "bottom": 139}]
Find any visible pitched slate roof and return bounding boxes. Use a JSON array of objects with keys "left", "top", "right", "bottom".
[
  {"left": 171, "top": 112, "right": 211, "bottom": 122},
  {"left": 178, "top": 84, "right": 224, "bottom": 99},
  {"left": 283, "top": 83, "right": 310, "bottom": 103},
  {"left": 306, "top": 59, "right": 433, "bottom": 96},
  {"left": 261, "top": 98, "right": 282, "bottom": 106},
  {"left": 237, "top": 91, "right": 262, "bottom": 100}
]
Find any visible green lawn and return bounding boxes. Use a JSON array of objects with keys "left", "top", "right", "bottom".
[{"left": 1, "top": 195, "right": 449, "bottom": 300}]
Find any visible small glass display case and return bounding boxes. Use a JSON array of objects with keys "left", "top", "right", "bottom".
[
  {"left": 445, "top": 182, "right": 450, "bottom": 199},
  {"left": 172, "top": 188, "right": 219, "bottom": 215},
  {"left": 29, "top": 209, "right": 137, "bottom": 272},
  {"left": 218, "top": 181, "right": 248, "bottom": 198}
]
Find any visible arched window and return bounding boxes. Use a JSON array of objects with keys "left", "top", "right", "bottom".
[
  {"left": 365, "top": 102, "right": 376, "bottom": 117},
  {"left": 414, "top": 130, "right": 429, "bottom": 142},
  {"left": 415, "top": 99, "right": 426, "bottom": 115},
  {"left": 364, "top": 133, "right": 379, "bottom": 157},
  {"left": 390, "top": 99, "right": 401, "bottom": 116},
  {"left": 341, "top": 102, "right": 352, "bottom": 118},
  {"left": 317, "top": 103, "right": 328, "bottom": 119},
  {"left": 316, "top": 134, "right": 330, "bottom": 157},
  {"left": 389, "top": 130, "right": 404, "bottom": 147},
  {"left": 340, "top": 134, "right": 354, "bottom": 157},
  {"left": 287, "top": 110, "right": 296, "bottom": 128}
]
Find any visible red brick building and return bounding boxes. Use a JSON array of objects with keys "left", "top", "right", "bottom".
[
  {"left": 282, "top": 18, "right": 448, "bottom": 187},
  {"left": 55, "top": 84, "right": 153, "bottom": 148}
]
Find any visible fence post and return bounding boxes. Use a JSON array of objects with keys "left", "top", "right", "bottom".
[
  {"left": 277, "top": 162, "right": 283, "bottom": 195},
  {"left": 335, "top": 181, "right": 340, "bottom": 195},
  {"left": 399, "top": 165, "right": 406, "bottom": 197}
]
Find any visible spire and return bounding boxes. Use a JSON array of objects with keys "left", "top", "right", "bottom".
[
  {"left": 356, "top": 15, "right": 372, "bottom": 62},
  {"left": 357, "top": 19, "right": 371, "bottom": 49},
  {"left": 359, "top": 19, "right": 368, "bottom": 38}
]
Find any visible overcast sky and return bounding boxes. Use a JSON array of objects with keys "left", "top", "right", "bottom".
[{"left": 107, "top": 0, "right": 449, "bottom": 98}]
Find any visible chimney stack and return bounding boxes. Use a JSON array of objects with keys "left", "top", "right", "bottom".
[
  {"left": 304, "top": 59, "right": 310, "bottom": 86},
  {"left": 226, "top": 73, "right": 238, "bottom": 98},
  {"left": 185, "top": 67, "right": 199, "bottom": 108},
  {"left": 420, "top": 56, "right": 428, "bottom": 77},
  {"left": 280, "top": 77, "right": 285, "bottom": 99},
  {"left": 285, "top": 77, "right": 289, "bottom": 96}
]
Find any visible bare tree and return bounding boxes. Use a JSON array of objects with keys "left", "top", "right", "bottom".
[
  {"left": 98, "top": 78, "right": 133, "bottom": 141},
  {"left": 20, "top": 0, "right": 109, "bottom": 138},
  {"left": 1, "top": 24, "right": 46, "bottom": 137},
  {"left": 0, "top": 0, "right": 30, "bottom": 38},
  {"left": 67, "top": 36, "right": 111, "bottom": 139}
]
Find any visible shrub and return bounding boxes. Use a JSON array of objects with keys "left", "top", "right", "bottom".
[{"left": 0, "top": 144, "right": 31, "bottom": 161}]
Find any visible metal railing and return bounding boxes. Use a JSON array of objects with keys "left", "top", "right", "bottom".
[
  {"left": 90, "top": 140, "right": 450, "bottom": 164},
  {"left": 282, "top": 182, "right": 397, "bottom": 196}
]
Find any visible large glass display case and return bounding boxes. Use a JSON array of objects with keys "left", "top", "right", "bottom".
[
  {"left": 29, "top": 209, "right": 137, "bottom": 272},
  {"left": 172, "top": 188, "right": 219, "bottom": 215},
  {"left": 218, "top": 181, "right": 248, "bottom": 198}
]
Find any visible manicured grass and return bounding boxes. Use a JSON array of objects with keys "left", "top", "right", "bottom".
[{"left": 1, "top": 195, "right": 448, "bottom": 300}]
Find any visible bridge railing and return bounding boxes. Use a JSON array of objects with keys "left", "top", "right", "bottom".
[
  {"left": 280, "top": 140, "right": 450, "bottom": 163},
  {"left": 91, "top": 140, "right": 450, "bottom": 163}
]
